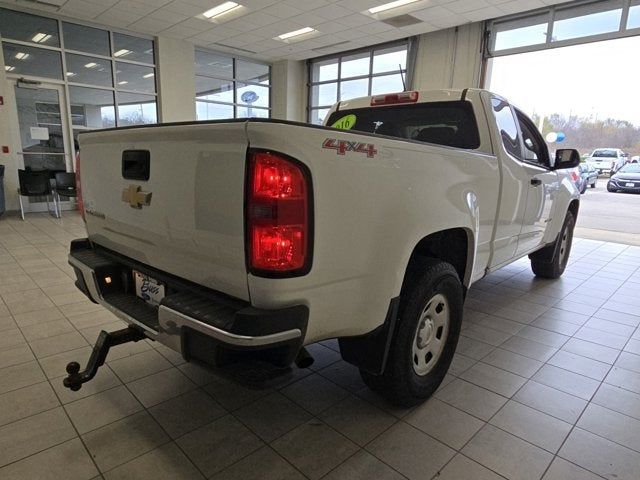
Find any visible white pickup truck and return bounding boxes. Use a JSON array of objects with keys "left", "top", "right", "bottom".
[{"left": 64, "top": 88, "right": 581, "bottom": 406}]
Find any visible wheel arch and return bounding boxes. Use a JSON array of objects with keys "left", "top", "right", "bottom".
[{"left": 401, "top": 228, "right": 475, "bottom": 295}]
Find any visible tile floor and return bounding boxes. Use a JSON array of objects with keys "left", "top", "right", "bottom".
[{"left": 1, "top": 211, "right": 640, "bottom": 480}]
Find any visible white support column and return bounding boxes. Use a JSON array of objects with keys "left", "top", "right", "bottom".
[
  {"left": 412, "top": 22, "right": 484, "bottom": 91},
  {"left": 156, "top": 36, "right": 196, "bottom": 123},
  {"left": 271, "top": 59, "right": 306, "bottom": 122}
]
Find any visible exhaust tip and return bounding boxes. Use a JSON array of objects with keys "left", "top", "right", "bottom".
[{"left": 295, "top": 347, "right": 314, "bottom": 369}]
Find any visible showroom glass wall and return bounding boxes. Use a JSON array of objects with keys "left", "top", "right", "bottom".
[
  {"left": 484, "top": 0, "right": 640, "bottom": 156},
  {"left": 195, "top": 49, "right": 271, "bottom": 120},
  {"left": 0, "top": 7, "right": 157, "bottom": 162},
  {"left": 307, "top": 41, "right": 408, "bottom": 125}
]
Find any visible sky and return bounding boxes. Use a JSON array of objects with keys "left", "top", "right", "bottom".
[{"left": 487, "top": 35, "right": 640, "bottom": 127}]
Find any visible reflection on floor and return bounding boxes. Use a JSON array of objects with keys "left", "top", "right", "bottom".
[{"left": 1, "top": 211, "right": 639, "bottom": 479}]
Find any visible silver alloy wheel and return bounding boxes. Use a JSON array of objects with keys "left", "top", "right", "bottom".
[{"left": 411, "top": 293, "right": 449, "bottom": 376}]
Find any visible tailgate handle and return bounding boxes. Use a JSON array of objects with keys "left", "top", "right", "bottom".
[{"left": 122, "top": 150, "right": 150, "bottom": 181}]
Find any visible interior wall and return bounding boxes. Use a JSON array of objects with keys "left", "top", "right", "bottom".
[
  {"left": 271, "top": 59, "right": 306, "bottom": 122},
  {"left": 156, "top": 36, "right": 196, "bottom": 123},
  {"left": 412, "top": 22, "right": 484, "bottom": 91}
]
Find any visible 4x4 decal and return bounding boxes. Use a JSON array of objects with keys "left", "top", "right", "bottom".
[{"left": 322, "top": 138, "right": 378, "bottom": 158}]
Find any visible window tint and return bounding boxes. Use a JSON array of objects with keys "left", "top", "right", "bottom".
[
  {"left": 516, "top": 109, "right": 548, "bottom": 166},
  {"left": 491, "top": 98, "right": 521, "bottom": 158},
  {"left": 325, "top": 101, "right": 480, "bottom": 150}
]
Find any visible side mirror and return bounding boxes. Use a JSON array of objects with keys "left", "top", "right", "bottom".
[{"left": 552, "top": 149, "right": 581, "bottom": 170}]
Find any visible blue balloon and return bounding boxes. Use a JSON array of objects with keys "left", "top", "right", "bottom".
[{"left": 556, "top": 132, "right": 566, "bottom": 142}]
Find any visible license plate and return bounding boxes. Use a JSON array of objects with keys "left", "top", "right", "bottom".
[
  {"left": 134, "top": 271, "right": 165, "bottom": 306},
  {"left": 626, "top": 182, "right": 635, "bottom": 187}
]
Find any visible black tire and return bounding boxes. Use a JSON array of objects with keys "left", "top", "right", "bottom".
[
  {"left": 530, "top": 211, "right": 575, "bottom": 279},
  {"left": 590, "top": 182, "right": 596, "bottom": 188},
  {"left": 607, "top": 184, "right": 616, "bottom": 192},
  {"left": 360, "top": 258, "right": 463, "bottom": 406}
]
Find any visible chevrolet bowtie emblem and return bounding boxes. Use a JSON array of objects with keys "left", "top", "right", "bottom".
[{"left": 122, "top": 185, "right": 152, "bottom": 209}]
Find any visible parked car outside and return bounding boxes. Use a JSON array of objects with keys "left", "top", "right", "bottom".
[
  {"left": 607, "top": 163, "right": 640, "bottom": 193},
  {"left": 587, "top": 148, "right": 627, "bottom": 175},
  {"left": 631, "top": 155, "right": 639, "bottom": 163},
  {"left": 578, "top": 162, "right": 598, "bottom": 192}
]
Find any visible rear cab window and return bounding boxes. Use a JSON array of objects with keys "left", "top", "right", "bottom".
[
  {"left": 592, "top": 149, "right": 617, "bottom": 157},
  {"left": 325, "top": 101, "right": 481, "bottom": 150}
]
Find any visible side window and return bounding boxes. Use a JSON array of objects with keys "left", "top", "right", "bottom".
[
  {"left": 516, "top": 110, "right": 549, "bottom": 167},
  {"left": 491, "top": 97, "right": 521, "bottom": 158}
]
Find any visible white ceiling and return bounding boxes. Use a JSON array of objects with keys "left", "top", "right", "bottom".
[{"left": 1, "top": 0, "right": 570, "bottom": 61}]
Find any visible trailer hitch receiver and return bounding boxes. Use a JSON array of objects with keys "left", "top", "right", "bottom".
[{"left": 63, "top": 326, "right": 146, "bottom": 391}]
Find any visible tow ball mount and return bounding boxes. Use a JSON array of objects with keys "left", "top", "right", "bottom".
[{"left": 63, "top": 326, "right": 146, "bottom": 391}]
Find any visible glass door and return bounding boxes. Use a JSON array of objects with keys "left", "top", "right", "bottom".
[
  {"left": 12, "top": 80, "right": 73, "bottom": 214},
  {"left": 13, "top": 81, "right": 72, "bottom": 173}
]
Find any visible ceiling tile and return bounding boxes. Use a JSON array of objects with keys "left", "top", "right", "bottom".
[
  {"left": 128, "top": 17, "right": 175, "bottom": 33},
  {"left": 260, "top": 2, "right": 304, "bottom": 18},
  {"left": 335, "top": 13, "right": 376, "bottom": 27},
  {"left": 447, "top": 0, "right": 490, "bottom": 14},
  {"left": 161, "top": 0, "right": 205, "bottom": 16},
  {"left": 241, "top": 10, "right": 281, "bottom": 26},
  {"left": 148, "top": 8, "right": 189, "bottom": 22},
  {"left": 311, "top": 3, "right": 354, "bottom": 20}
]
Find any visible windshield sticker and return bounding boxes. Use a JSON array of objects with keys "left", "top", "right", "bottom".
[
  {"left": 322, "top": 138, "right": 377, "bottom": 158},
  {"left": 331, "top": 114, "right": 356, "bottom": 130}
]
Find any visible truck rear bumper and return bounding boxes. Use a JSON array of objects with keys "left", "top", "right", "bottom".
[{"left": 68, "top": 239, "right": 308, "bottom": 367}]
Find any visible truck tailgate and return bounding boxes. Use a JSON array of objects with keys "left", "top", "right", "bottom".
[{"left": 78, "top": 122, "right": 250, "bottom": 301}]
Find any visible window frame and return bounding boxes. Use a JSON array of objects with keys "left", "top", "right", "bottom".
[
  {"left": 486, "top": 0, "right": 640, "bottom": 58},
  {"left": 514, "top": 108, "right": 551, "bottom": 169},
  {"left": 307, "top": 40, "right": 411, "bottom": 125},
  {"left": 0, "top": 6, "right": 158, "bottom": 137},
  {"left": 194, "top": 48, "right": 271, "bottom": 120}
]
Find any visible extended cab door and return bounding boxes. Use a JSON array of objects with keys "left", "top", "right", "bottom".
[{"left": 513, "top": 109, "right": 558, "bottom": 255}]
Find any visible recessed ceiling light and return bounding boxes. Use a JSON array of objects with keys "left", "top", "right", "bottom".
[
  {"left": 114, "top": 49, "right": 131, "bottom": 57},
  {"left": 5, "top": 65, "right": 15, "bottom": 71},
  {"left": 202, "top": 1, "right": 240, "bottom": 19},
  {"left": 278, "top": 27, "right": 316, "bottom": 40},
  {"left": 15, "top": 52, "right": 30, "bottom": 60},
  {"left": 369, "top": 0, "right": 420, "bottom": 14},
  {"left": 31, "top": 32, "right": 52, "bottom": 43},
  {"left": 118, "top": 80, "right": 128, "bottom": 85},
  {"left": 84, "top": 62, "right": 98, "bottom": 68},
  {"left": 142, "top": 72, "right": 154, "bottom": 78}
]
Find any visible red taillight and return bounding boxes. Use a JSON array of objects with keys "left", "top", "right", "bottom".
[
  {"left": 247, "top": 151, "right": 311, "bottom": 274},
  {"left": 371, "top": 91, "right": 418, "bottom": 106},
  {"left": 570, "top": 171, "right": 579, "bottom": 182},
  {"left": 75, "top": 151, "right": 84, "bottom": 221}
]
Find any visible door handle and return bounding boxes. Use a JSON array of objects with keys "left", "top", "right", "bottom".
[{"left": 531, "top": 178, "right": 542, "bottom": 186}]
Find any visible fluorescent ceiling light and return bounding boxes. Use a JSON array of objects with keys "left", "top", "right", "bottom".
[
  {"left": 142, "top": 72, "right": 154, "bottom": 78},
  {"left": 202, "top": 1, "right": 239, "bottom": 19},
  {"left": 84, "top": 62, "right": 98, "bottom": 68},
  {"left": 278, "top": 27, "right": 316, "bottom": 40},
  {"left": 15, "top": 52, "right": 30, "bottom": 60},
  {"left": 5, "top": 65, "right": 15, "bottom": 71},
  {"left": 118, "top": 80, "right": 128, "bottom": 85},
  {"left": 66, "top": 72, "right": 76, "bottom": 76},
  {"left": 369, "top": 0, "right": 420, "bottom": 14},
  {"left": 114, "top": 49, "right": 131, "bottom": 57},
  {"left": 31, "top": 32, "right": 52, "bottom": 43}
]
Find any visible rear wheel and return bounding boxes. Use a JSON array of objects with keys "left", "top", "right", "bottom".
[
  {"left": 360, "top": 259, "right": 463, "bottom": 406},
  {"left": 607, "top": 183, "right": 617, "bottom": 192},
  {"left": 590, "top": 181, "right": 596, "bottom": 188},
  {"left": 530, "top": 211, "right": 575, "bottom": 279}
]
